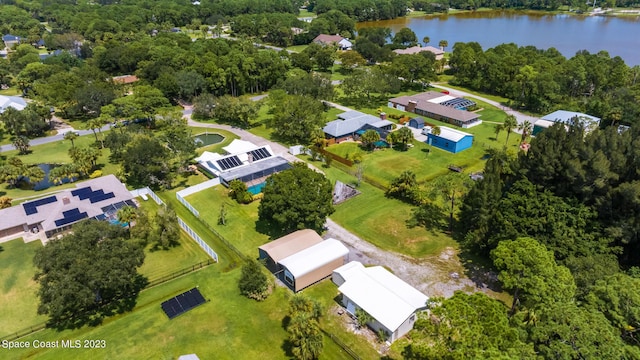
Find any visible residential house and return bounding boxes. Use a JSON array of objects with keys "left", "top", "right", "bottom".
[
  {"left": 393, "top": 45, "right": 444, "bottom": 60},
  {"left": 259, "top": 230, "right": 349, "bottom": 292},
  {"left": 0, "top": 175, "right": 137, "bottom": 243},
  {"left": 332, "top": 261, "right": 428, "bottom": 343},
  {"left": 312, "top": 34, "right": 352, "bottom": 50},
  {"left": 533, "top": 110, "right": 601, "bottom": 136},
  {"left": 388, "top": 91, "right": 481, "bottom": 128},
  {"left": 427, "top": 126, "right": 474, "bottom": 153},
  {"left": 0, "top": 95, "right": 27, "bottom": 113},
  {"left": 323, "top": 110, "right": 394, "bottom": 144},
  {"left": 2, "top": 34, "right": 23, "bottom": 49}
]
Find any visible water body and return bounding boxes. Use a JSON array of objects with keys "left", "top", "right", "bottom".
[
  {"left": 357, "top": 11, "right": 640, "bottom": 65},
  {"left": 193, "top": 133, "right": 224, "bottom": 147}
]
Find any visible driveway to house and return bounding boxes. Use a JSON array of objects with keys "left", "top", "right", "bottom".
[
  {"left": 0, "top": 119, "right": 110, "bottom": 152},
  {"left": 430, "top": 83, "right": 539, "bottom": 125}
]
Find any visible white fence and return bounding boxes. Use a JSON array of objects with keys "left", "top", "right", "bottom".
[
  {"left": 132, "top": 187, "right": 218, "bottom": 262},
  {"left": 177, "top": 217, "right": 218, "bottom": 262},
  {"left": 175, "top": 179, "right": 220, "bottom": 217}
]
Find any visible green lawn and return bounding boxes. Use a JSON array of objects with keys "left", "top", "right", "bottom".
[
  {"left": 285, "top": 44, "right": 308, "bottom": 53},
  {"left": 185, "top": 185, "right": 270, "bottom": 257},
  {"left": 297, "top": 9, "right": 316, "bottom": 18},
  {"left": 7, "top": 262, "right": 362, "bottom": 359},
  {"left": 0, "top": 239, "right": 48, "bottom": 337}
]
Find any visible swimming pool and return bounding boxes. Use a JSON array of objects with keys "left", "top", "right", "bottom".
[{"left": 247, "top": 182, "right": 266, "bottom": 195}]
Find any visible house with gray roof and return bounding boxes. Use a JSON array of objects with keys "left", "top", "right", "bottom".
[
  {"left": 389, "top": 91, "right": 481, "bottom": 128},
  {"left": 323, "top": 110, "right": 393, "bottom": 144},
  {"left": 0, "top": 175, "right": 136, "bottom": 243},
  {"left": 0, "top": 95, "right": 27, "bottom": 113},
  {"left": 533, "top": 110, "right": 601, "bottom": 136}
]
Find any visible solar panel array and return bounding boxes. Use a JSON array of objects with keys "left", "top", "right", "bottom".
[
  {"left": 54, "top": 208, "right": 88, "bottom": 227},
  {"left": 23, "top": 196, "right": 57, "bottom": 215},
  {"left": 440, "top": 98, "right": 476, "bottom": 109},
  {"left": 71, "top": 186, "right": 115, "bottom": 204},
  {"left": 216, "top": 155, "right": 242, "bottom": 171},
  {"left": 161, "top": 288, "right": 206, "bottom": 319},
  {"left": 248, "top": 147, "right": 271, "bottom": 161}
]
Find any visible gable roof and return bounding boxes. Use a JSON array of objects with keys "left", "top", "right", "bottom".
[
  {"left": 259, "top": 229, "right": 323, "bottom": 263},
  {"left": 335, "top": 261, "right": 428, "bottom": 332},
  {"left": 431, "top": 126, "right": 472, "bottom": 142},
  {"left": 389, "top": 92, "right": 480, "bottom": 123},
  {"left": 313, "top": 34, "right": 343, "bottom": 44},
  {"left": 279, "top": 238, "right": 349, "bottom": 278},
  {"left": 2, "top": 34, "right": 22, "bottom": 42}
]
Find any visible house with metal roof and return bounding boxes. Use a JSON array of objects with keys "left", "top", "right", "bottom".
[
  {"left": 0, "top": 95, "right": 27, "bottom": 113},
  {"left": 259, "top": 230, "right": 349, "bottom": 292},
  {"left": 332, "top": 261, "right": 428, "bottom": 343},
  {"left": 0, "top": 175, "right": 136, "bottom": 243},
  {"left": 388, "top": 91, "right": 481, "bottom": 128},
  {"left": 533, "top": 110, "right": 601, "bottom": 136},
  {"left": 323, "top": 110, "right": 394, "bottom": 144},
  {"left": 427, "top": 126, "right": 474, "bottom": 153},
  {"left": 194, "top": 139, "right": 291, "bottom": 188}
]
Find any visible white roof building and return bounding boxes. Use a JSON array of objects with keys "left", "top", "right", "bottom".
[
  {"left": 333, "top": 261, "right": 428, "bottom": 343},
  {"left": 0, "top": 95, "right": 27, "bottom": 113},
  {"left": 433, "top": 126, "right": 472, "bottom": 142},
  {"left": 279, "top": 239, "right": 349, "bottom": 280}
]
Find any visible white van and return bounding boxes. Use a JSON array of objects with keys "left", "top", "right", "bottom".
[{"left": 421, "top": 126, "right": 432, "bottom": 135}]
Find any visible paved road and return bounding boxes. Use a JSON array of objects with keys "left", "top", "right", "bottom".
[{"left": 430, "top": 83, "right": 539, "bottom": 125}]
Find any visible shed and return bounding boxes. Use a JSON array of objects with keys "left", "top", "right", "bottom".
[
  {"left": 408, "top": 117, "right": 425, "bottom": 129},
  {"left": 332, "top": 261, "right": 428, "bottom": 343},
  {"left": 427, "top": 126, "right": 473, "bottom": 153},
  {"left": 259, "top": 230, "right": 349, "bottom": 292}
]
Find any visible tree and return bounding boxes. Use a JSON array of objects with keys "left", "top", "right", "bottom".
[
  {"left": 493, "top": 123, "right": 503, "bottom": 141},
  {"left": 394, "top": 127, "right": 414, "bottom": 150},
  {"left": 403, "top": 292, "right": 537, "bottom": 359},
  {"left": 64, "top": 131, "right": 78, "bottom": 148},
  {"left": 286, "top": 295, "right": 323, "bottom": 360},
  {"left": 438, "top": 39, "right": 448, "bottom": 51},
  {"left": 258, "top": 163, "right": 334, "bottom": 234},
  {"left": 218, "top": 204, "right": 227, "bottom": 225},
  {"left": 33, "top": 220, "right": 146, "bottom": 328},
  {"left": 278, "top": 70, "right": 334, "bottom": 100},
  {"left": 12, "top": 135, "right": 30, "bottom": 155},
  {"left": 153, "top": 206, "right": 180, "bottom": 249},
  {"left": 339, "top": 51, "right": 366, "bottom": 70},
  {"left": 266, "top": 91, "right": 326, "bottom": 145},
  {"left": 429, "top": 173, "right": 473, "bottom": 231},
  {"left": 86, "top": 118, "right": 105, "bottom": 145},
  {"left": 69, "top": 146, "right": 101, "bottom": 176},
  {"left": 121, "top": 135, "right": 174, "bottom": 189},
  {"left": 386, "top": 170, "right": 421, "bottom": 204},
  {"left": 491, "top": 237, "right": 576, "bottom": 314},
  {"left": 503, "top": 114, "right": 517, "bottom": 145},
  {"left": 355, "top": 308, "right": 374, "bottom": 330},
  {"left": 0, "top": 196, "right": 12, "bottom": 209},
  {"left": 423, "top": 36, "right": 430, "bottom": 46},
  {"left": 228, "top": 179, "right": 253, "bottom": 204},
  {"left": 518, "top": 119, "right": 532, "bottom": 143},
  {"left": 392, "top": 28, "right": 418, "bottom": 47},
  {"left": 238, "top": 260, "right": 271, "bottom": 301},
  {"left": 360, "top": 129, "right": 380, "bottom": 150},
  {"left": 117, "top": 205, "right": 137, "bottom": 230}
]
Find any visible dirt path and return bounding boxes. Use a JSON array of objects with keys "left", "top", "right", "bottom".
[{"left": 324, "top": 219, "right": 496, "bottom": 298}]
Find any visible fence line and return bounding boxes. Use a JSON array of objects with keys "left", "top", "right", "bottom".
[
  {"left": 177, "top": 217, "right": 218, "bottom": 262},
  {"left": 0, "top": 259, "right": 215, "bottom": 343},
  {"left": 131, "top": 187, "right": 165, "bottom": 206},
  {"left": 320, "top": 328, "right": 361, "bottom": 360},
  {"left": 176, "top": 192, "right": 199, "bottom": 217}
]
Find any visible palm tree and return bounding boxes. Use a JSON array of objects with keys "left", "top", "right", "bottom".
[
  {"left": 395, "top": 126, "right": 414, "bottom": 150},
  {"left": 86, "top": 118, "right": 104, "bottom": 144},
  {"left": 503, "top": 115, "right": 518, "bottom": 145},
  {"left": 64, "top": 131, "right": 78, "bottom": 148},
  {"left": 518, "top": 120, "right": 533, "bottom": 143},
  {"left": 12, "top": 136, "right": 30, "bottom": 154},
  {"left": 422, "top": 36, "right": 430, "bottom": 46},
  {"left": 360, "top": 129, "right": 380, "bottom": 150},
  {"left": 386, "top": 131, "right": 396, "bottom": 149},
  {"left": 494, "top": 123, "right": 503, "bottom": 141},
  {"left": 439, "top": 39, "right": 448, "bottom": 51},
  {"left": 117, "top": 206, "right": 138, "bottom": 231}
]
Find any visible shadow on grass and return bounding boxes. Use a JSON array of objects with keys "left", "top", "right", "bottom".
[
  {"left": 255, "top": 218, "right": 287, "bottom": 240},
  {"left": 456, "top": 248, "right": 503, "bottom": 296}
]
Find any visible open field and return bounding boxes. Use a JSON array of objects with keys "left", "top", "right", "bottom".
[{"left": 0, "top": 239, "right": 48, "bottom": 337}]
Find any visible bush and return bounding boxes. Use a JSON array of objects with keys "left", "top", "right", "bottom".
[
  {"left": 89, "top": 170, "right": 103, "bottom": 178},
  {"left": 228, "top": 179, "right": 253, "bottom": 204},
  {"left": 238, "top": 260, "right": 271, "bottom": 301}
]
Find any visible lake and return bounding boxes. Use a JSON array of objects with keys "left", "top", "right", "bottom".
[{"left": 357, "top": 11, "right": 640, "bottom": 66}]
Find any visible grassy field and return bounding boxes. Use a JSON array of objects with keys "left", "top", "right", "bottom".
[
  {"left": 6, "top": 261, "right": 366, "bottom": 359},
  {"left": 0, "top": 239, "right": 48, "bottom": 337},
  {"left": 285, "top": 44, "right": 308, "bottom": 53}
]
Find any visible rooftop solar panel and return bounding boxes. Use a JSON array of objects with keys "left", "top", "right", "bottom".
[
  {"left": 89, "top": 192, "right": 115, "bottom": 203},
  {"left": 54, "top": 211, "right": 88, "bottom": 227},
  {"left": 216, "top": 155, "right": 242, "bottom": 171},
  {"left": 22, "top": 196, "right": 57, "bottom": 215},
  {"left": 249, "top": 147, "right": 271, "bottom": 161},
  {"left": 71, "top": 187, "right": 92, "bottom": 197},
  {"left": 161, "top": 288, "right": 206, "bottom": 320}
]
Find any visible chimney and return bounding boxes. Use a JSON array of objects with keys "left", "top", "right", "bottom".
[
  {"left": 380, "top": 112, "right": 387, "bottom": 120},
  {"left": 247, "top": 153, "right": 253, "bottom": 163},
  {"left": 407, "top": 100, "right": 417, "bottom": 113},
  {"left": 62, "top": 197, "right": 70, "bottom": 205}
]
